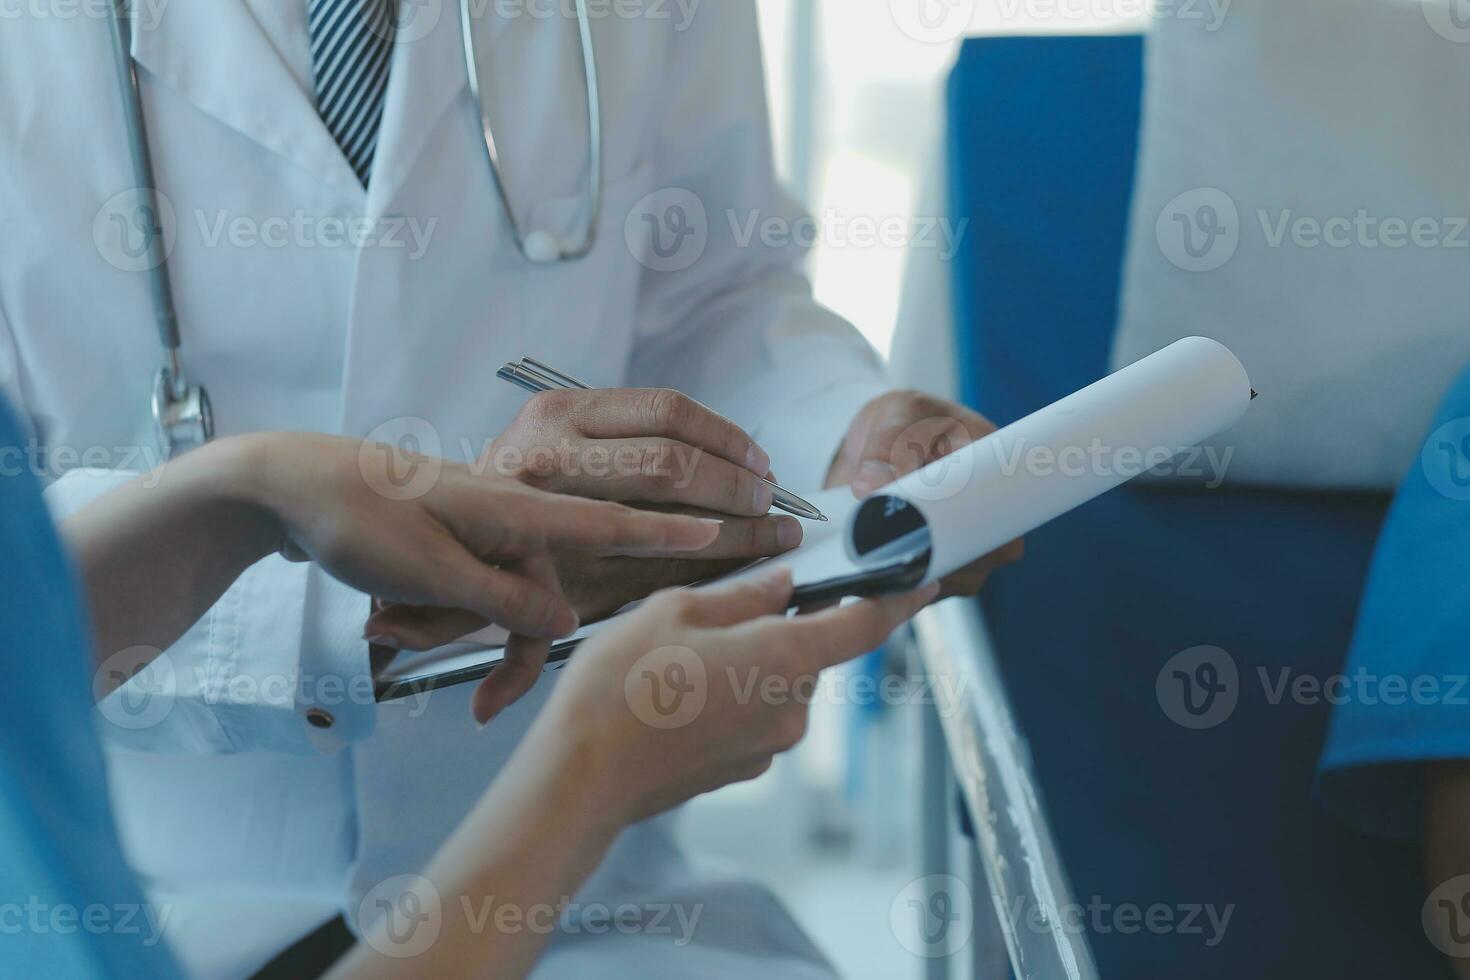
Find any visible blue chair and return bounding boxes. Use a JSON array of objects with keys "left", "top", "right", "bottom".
[{"left": 947, "top": 35, "right": 1441, "bottom": 976}]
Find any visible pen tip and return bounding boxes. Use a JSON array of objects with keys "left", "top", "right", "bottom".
[
  {"left": 1250, "top": 389, "right": 1259, "bottom": 400},
  {"left": 815, "top": 514, "right": 830, "bottom": 522}
]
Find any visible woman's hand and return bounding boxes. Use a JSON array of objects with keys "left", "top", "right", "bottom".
[
  {"left": 244, "top": 433, "right": 719, "bottom": 640},
  {"left": 70, "top": 432, "right": 720, "bottom": 703},
  {"left": 530, "top": 568, "right": 938, "bottom": 822},
  {"left": 337, "top": 569, "right": 934, "bottom": 978}
]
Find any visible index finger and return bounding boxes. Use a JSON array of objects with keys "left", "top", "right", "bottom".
[
  {"left": 507, "top": 491, "right": 724, "bottom": 557},
  {"left": 570, "top": 388, "right": 771, "bottom": 475},
  {"left": 746, "top": 584, "right": 939, "bottom": 673}
]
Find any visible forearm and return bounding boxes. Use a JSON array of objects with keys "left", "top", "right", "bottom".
[
  {"left": 61, "top": 435, "right": 281, "bottom": 678},
  {"left": 330, "top": 710, "right": 620, "bottom": 979}
]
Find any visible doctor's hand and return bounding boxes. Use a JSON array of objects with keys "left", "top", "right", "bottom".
[
  {"left": 827, "top": 390, "right": 1025, "bottom": 599},
  {"left": 479, "top": 387, "right": 803, "bottom": 619}
]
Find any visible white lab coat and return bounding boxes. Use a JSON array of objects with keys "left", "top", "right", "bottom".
[{"left": 0, "top": 1, "right": 888, "bottom": 977}]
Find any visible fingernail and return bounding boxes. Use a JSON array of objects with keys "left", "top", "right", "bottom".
[
  {"left": 366, "top": 634, "right": 402, "bottom": 650},
  {"left": 555, "top": 609, "right": 581, "bottom": 638},
  {"left": 752, "top": 482, "right": 775, "bottom": 513},
  {"left": 762, "top": 565, "right": 794, "bottom": 586},
  {"left": 919, "top": 582, "right": 941, "bottom": 603},
  {"left": 858, "top": 460, "right": 896, "bottom": 487},
  {"left": 776, "top": 517, "right": 803, "bottom": 550},
  {"left": 747, "top": 444, "right": 772, "bottom": 475}
]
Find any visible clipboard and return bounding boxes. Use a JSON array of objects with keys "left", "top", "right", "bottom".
[{"left": 372, "top": 547, "right": 931, "bottom": 703}]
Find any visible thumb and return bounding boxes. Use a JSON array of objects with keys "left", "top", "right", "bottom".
[
  {"left": 470, "top": 552, "right": 565, "bottom": 725},
  {"left": 677, "top": 565, "right": 794, "bottom": 628},
  {"left": 434, "top": 545, "right": 579, "bottom": 640}
]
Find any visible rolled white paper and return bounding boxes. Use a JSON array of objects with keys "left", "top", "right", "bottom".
[{"left": 856, "top": 336, "right": 1252, "bottom": 584}]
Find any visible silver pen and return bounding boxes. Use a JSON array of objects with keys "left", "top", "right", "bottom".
[{"left": 496, "top": 358, "right": 829, "bottom": 522}]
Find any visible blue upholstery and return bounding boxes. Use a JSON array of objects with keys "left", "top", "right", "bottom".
[{"left": 947, "top": 36, "right": 1442, "bottom": 976}]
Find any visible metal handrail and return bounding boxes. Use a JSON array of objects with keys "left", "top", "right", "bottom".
[{"left": 912, "top": 599, "right": 1101, "bottom": 980}]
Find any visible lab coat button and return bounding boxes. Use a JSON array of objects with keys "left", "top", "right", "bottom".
[{"left": 306, "top": 708, "right": 335, "bottom": 729}]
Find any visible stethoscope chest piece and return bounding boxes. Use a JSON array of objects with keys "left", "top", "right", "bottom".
[
  {"left": 152, "top": 366, "right": 214, "bottom": 459},
  {"left": 521, "top": 230, "right": 566, "bottom": 265}
]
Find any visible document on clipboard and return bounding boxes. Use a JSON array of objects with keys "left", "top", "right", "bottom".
[{"left": 374, "top": 337, "right": 1254, "bottom": 704}]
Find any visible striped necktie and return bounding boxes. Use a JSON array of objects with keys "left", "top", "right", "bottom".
[{"left": 308, "top": 0, "right": 396, "bottom": 186}]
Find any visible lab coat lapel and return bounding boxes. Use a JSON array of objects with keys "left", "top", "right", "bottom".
[
  {"left": 367, "top": 5, "right": 481, "bottom": 213},
  {"left": 130, "top": 0, "right": 361, "bottom": 194}
]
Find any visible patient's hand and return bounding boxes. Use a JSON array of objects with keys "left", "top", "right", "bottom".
[
  {"left": 368, "top": 508, "right": 803, "bottom": 653},
  {"left": 532, "top": 567, "right": 937, "bottom": 801},
  {"left": 827, "top": 390, "right": 1024, "bottom": 599}
]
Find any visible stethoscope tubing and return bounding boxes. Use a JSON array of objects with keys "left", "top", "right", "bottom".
[{"left": 108, "top": 0, "right": 185, "bottom": 388}]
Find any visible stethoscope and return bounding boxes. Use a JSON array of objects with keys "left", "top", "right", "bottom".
[{"left": 105, "top": 0, "right": 603, "bottom": 459}]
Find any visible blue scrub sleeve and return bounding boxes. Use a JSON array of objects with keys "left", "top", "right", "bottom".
[
  {"left": 1316, "top": 362, "right": 1470, "bottom": 841},
  {"left": 0, "top": 402, "right": 183, "bottom": 978}
]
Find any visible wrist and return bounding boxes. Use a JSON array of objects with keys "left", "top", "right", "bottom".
[
  {"left": 436, "top": 705, "right": 624, "bottom": 901},
  {"left": 524, "top": 701, "right": 633, "bottom": 842},
  {"left": 194, "top": 434, "right": 295, "bottom": 563}
]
